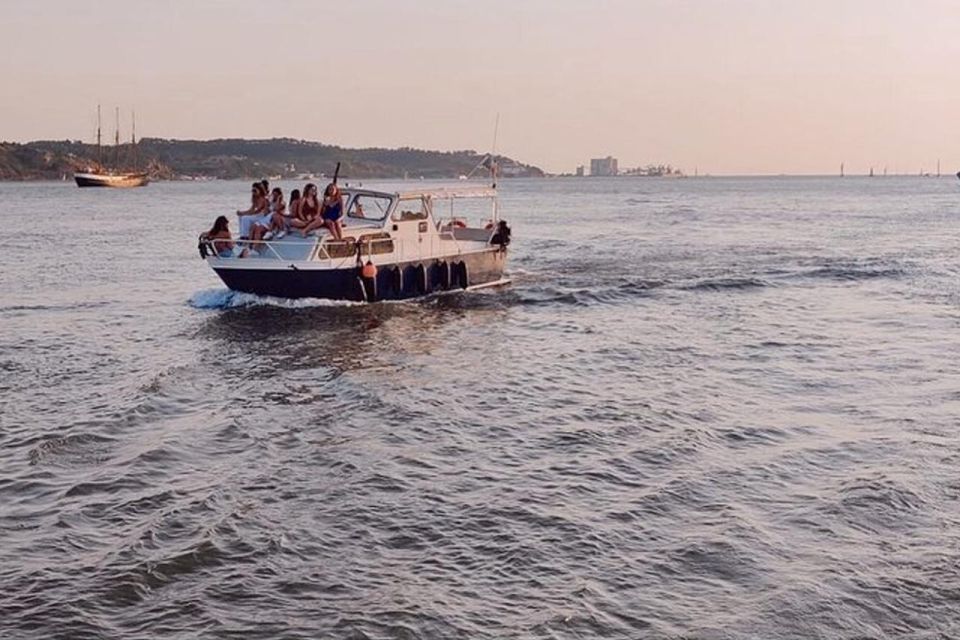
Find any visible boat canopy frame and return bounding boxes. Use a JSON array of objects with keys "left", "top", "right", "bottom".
[{"left": 340, "top": 185, "right": 500, "bottom": 228}]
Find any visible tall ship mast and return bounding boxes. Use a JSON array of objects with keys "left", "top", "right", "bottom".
[
  {"left": 132, "top": 110, "right": 138, "bottom": 170},
  {"left": 96, "top": 104, "right": 102, "bottom": 168},
  {"left": 114, "top": 107, "right": 121, "bottom": 170},
  {"left": 74, "top": 105, "right": 149, "bottom": 188}
]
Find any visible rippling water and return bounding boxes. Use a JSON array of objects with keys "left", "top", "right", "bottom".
[{"left": 3, "top": 176, "right": 960, "bottom": 638}]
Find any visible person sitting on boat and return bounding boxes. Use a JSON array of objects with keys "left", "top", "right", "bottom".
[
  {"left": 265, "top": 187, "right": 288, "bottom": 238},
  {"left": 201, "top": 215, "right": 237, "bottom": 257},
  {"left": 286, "top": 188, "right": 304, "bottom": 230},
  {"left": 244, "top": 216, "right": 273, "bottom": 256},
  {"left": 237, "top": 182, "right": 269, "bottom": 238},
  {"left": 296, "top": 183, "right": 321, "bottom": 236},
  {"left": 301, "top": 183, "right": 343, "bottom": 239},
  {"left": 353, "top": 197, "right": 366, "bottom": 218},
  {"left": 323, "top": 183, "right": 345, "bottom": 239},
  {"left": 260, "top": 179, "right": 272, "bottom": 211},
  {"left": 244, "top": 191, "right": 276, "bottom": 256}
]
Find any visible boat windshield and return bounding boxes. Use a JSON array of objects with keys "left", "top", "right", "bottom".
[{"left": 347, "top": 194, "right": 391, "bottom": 222}]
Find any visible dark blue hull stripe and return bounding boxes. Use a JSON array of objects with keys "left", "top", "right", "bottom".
[{"left": 213, "top": 250, "right": 507, "bottom": 301}]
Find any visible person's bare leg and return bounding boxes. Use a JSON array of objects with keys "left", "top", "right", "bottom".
[
  {"left": 271, "top": 212, "right": 286, "bottom": 234},
  {"left": 250, "top": 225, "right": 266, "bottom": 253},
  {"left": 325, "top": 219, "right": 342, "bottom": 240},
  {"left": 301, "top": 218, "right": 323, "bottom": 237}
]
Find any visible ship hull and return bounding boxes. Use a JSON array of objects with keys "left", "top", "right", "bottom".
[
  {"left": 74, "top": 172, "right": 149, "bottom": 188},
  {"left": 212, "top": 249, "right": 507, "bottom": 301}
]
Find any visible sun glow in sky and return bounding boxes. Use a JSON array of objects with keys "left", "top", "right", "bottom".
[{"left": 2, "top": 0, "right": 958, "bottom": 174}]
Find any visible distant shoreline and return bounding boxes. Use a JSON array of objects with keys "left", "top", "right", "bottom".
[
  {"left": 3, "top": 173, "right": 956, "bottom": 183},
  {"left": 0, "top": 137, "right": 545, "bottom": 182}
]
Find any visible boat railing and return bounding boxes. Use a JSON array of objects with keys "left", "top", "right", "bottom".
[
  {"left": 211, "top": 229, "right": 489, "bottom": 264},
  {"left": 436, "top": 229, "right": 462, "bottom": 254},
  {"left": 211, "top": 238, "right": 288, "bottom": 261}
]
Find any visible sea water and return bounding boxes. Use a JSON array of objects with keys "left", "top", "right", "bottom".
[{"left": 2, "top": 176, "right": 959, "bottom": 638}]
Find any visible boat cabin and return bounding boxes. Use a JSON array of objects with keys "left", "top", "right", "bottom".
[{"left": 213, "top": 186, "right": 502, "bottom": 267}]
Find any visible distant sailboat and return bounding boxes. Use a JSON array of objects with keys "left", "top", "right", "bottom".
[{"left": 74, "top": 106, "right": 149, "bottom": 188}]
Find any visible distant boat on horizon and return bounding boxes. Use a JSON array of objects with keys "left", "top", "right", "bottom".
[{"left": 74, "top": 106, "right": 149, "bottom": 188}]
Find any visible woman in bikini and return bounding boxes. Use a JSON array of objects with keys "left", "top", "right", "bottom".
[
  {"left": 286, "top": 188, "right": 302, "bottom": 227},
  {"left": 296, "top": 183, "right": 321, "bottom": 236}
]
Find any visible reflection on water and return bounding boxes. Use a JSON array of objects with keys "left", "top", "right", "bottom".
[{"left": 195, "top": 293, "right": 508, "bottom": 378}]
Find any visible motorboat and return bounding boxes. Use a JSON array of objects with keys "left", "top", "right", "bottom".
[{"left": 198, "top": 185, "right": 511, "bottom": 302}]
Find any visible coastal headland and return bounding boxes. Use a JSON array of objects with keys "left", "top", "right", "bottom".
[{"left": 0, "top": 137, "right": 545, "bottom": 181}]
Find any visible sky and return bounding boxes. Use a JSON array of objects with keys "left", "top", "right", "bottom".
[{"left": 1, "top": 0, "right": 958, "bottom": 175}]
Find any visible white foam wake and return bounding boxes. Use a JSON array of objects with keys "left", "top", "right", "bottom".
[{"left": 187, "top": 288, "right": 362, "bottom": 310}]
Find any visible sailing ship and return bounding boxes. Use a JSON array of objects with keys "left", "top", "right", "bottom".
[{"left": 74, "top": 106, "right": 149, "bottom": 188}]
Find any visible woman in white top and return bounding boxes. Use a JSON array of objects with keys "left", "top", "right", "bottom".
[
  {"left": 237, "top": 182, "right": 269, "bottom": 238},
  {"left": 263, "top": 188, "right": 288, "bottom": 239}
]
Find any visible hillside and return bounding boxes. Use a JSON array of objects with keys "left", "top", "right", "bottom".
[{"left": 0, "top": 138, "right": 544, "bottom": 181}]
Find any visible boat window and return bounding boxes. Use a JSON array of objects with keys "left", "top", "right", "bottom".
[
  {"left": 393, "top": 197, "right": 429, "bottom": 221},
  {"left": 358, "top": 232, "right": 395, "bottom": 255},
  {"left": 435, "top": 197, "right": 496, "bottom": 228},
  {"left": 323, "top": 236, "right": 357, "bottom": 259},
  {"left": 348, "top": 194, "right": 391, "bottom": 221}
]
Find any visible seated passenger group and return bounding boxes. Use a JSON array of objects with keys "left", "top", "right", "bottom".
[{"left": 206, "top": 179, "right": 345, "bottom": 258}]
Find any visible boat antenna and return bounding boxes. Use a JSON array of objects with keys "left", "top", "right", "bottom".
[
  {"left": 490, "top": 112, "right": 499, "bottom": 188},
  {"left": 464, "top": 114, "right": 501, "bottom": 185},
  {"left": 332, "top": 162, "right": 341, "bottom": 185}
]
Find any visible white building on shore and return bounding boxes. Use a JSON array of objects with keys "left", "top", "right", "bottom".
[{"left": 590, "top": 156, "right": 618, "bottom": 176}]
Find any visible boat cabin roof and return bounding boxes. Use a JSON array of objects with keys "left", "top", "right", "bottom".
[{"left": 342, "top": 186, "right": 497, "bottom": 201}]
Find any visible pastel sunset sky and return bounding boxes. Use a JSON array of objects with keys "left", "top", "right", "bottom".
[{"left": 2, "top": 0, "right": 957, "bottom": 174}]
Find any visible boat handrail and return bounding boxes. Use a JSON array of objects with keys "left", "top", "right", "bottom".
[
  {"left": 211, "top": 231, "right": 496, "bottom": 264},
  {"left": 214, "top": 238, "right": 288, "bottom": 261},
  {"left": 435, "top": 227, "right": 463, "bottom": 254},
  {"left": 396, "top": 186, "right": 497, "bottom": 200}
]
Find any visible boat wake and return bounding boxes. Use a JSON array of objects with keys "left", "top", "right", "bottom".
[{"left": 187, "top": 288, "right": 361, "bottom": 310}]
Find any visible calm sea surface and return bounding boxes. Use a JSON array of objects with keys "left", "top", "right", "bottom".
[{"left": 2, "top": 176, "right": 960, "bottom": 639}]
